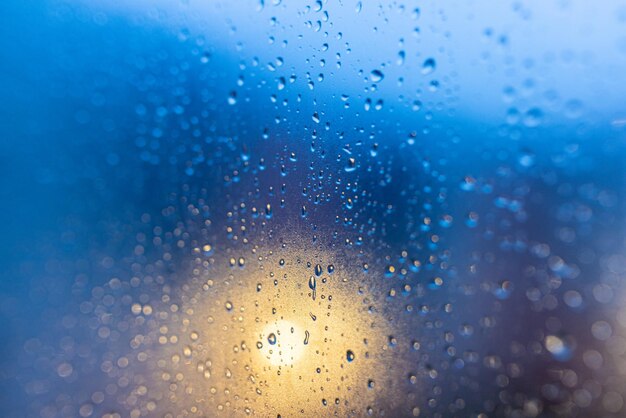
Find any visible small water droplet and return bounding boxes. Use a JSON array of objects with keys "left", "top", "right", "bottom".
[
  {"left": 345, "top": 157, "right": 356, "bottom": 172},
  {"left": 265, "top": 203, "right": 273, "bottom": 219},
  {"left": 565, "top": 99, "right": 583, "bottom": 119},
  {"left": 421, "top": 58, "right": 436, "bottom": 75},
  {"left": 523, "top": 107, "right": 543, "bottom": 127},
  {"left": 518, "top": 148, "right": 536, "bottom": 167},
  {"left": 397, "top": 50, "right": 405, "bottom": 65},
  {"left": 57, "top": 362, "right": 73, "bottom": 378},
  {"left": 545, "top": 335, "right": 571, "bottom": 360}
]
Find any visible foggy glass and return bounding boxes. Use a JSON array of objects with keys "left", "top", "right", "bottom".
[{"left": 2, "top": 1, "right": 626, "bottom": 417}]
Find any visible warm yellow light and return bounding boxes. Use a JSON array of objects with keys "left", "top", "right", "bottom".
[
  {"left": 133, "top": 231, "right": 410, "bottom": 416},
  {"left": 258, "top": 319, "right": 306, "bottom": 366}
]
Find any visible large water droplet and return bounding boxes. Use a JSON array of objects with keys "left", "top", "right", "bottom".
[
  {"left": 370, "top": 69, "right": 384, "bottom": 83},
  {"left": 309, "top": 275, "right": 317, "bottom": 300},
  {"left": 314, "top": 264, "right": 323, "bottom": 276}
]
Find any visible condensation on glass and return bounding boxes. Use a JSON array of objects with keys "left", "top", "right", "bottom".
[{"left": 2, "top": 1, "right": 626, "bottom": 417}]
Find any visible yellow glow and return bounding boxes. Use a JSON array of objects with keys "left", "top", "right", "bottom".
[
  {"left": 259, "top": 319, "right": 305, "bottom": 366},
  {"left": 133, "top": 230, "right": 412, "bottom": 416}
]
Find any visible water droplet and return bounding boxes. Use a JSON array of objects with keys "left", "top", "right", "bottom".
[
  {"left": 57, "top": 362, "right": 73, "bottom": 378},
  {"left": 314, "top": 264, "right": 323, "bottom": 276},
  {"left": 565, "top": 99, "right": 583, "bottom": 119},
  {"left": 268, "top": 333, "right": 277, "bottom": 345},
  {"left": 523, "top": 107, "right": 543, "bottom": 127},
  {"left": 370, "top": 69, "right": 384, "bottom": 83},
  {"left": 265, "top": 203, "right": 273, "bottom": 219},
  {"left": 493, "top": 280, "right": 513, "bottom": 300},
  {"left": 277, "top": 76, "right": 286, "bottom": 90},
  {"left": 388, "top": 335, "right": 397, "bottom": 347},
  {"left": 545, "top": 335, "right": 571, "bottom": 360},
  {"left": 397, "top": 50, "right": 405, "bottom": 65},
  {"left": 421, "top": 58, "right": 436, "bottom": 75},
  {"left": 345, "top": 157, "right": 356, "bottom": 172},
  {"left": 346, "top": 350, "right": 355, "bottom": 362},
  {"left": 439, "top": 214, "right": 453, "bottom": 228},
  {"left": 564, "top": 290, "right": 583, "bottom": 308},
  {"left": 309, "top": 276, "right": 317, "bottom": 300}
]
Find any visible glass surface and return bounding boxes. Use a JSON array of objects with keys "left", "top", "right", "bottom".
[{"left": 2, "top": 1, "right": 626, "bottom": 417}]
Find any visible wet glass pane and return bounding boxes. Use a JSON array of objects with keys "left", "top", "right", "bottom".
[{"left": 2, "top": 1, "right": 626, "bottom": 417}]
